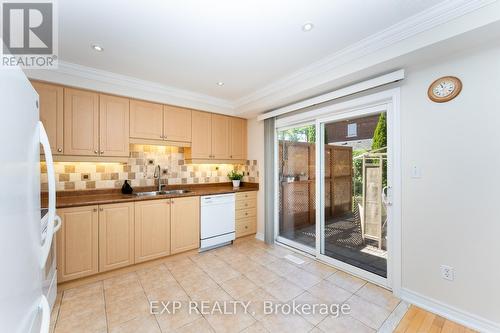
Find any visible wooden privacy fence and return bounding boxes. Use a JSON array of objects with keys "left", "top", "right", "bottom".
[{"left": 279, "top": 140, "right": 353, "bottom": 232}]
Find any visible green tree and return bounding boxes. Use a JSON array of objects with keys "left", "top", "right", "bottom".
[{"left": 372, "top": 113, "right": 387, "bottom": 150}]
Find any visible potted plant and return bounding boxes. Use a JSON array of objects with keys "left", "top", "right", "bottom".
[{"left": 228, "top": 170, "right": 244, "bottom": 188}]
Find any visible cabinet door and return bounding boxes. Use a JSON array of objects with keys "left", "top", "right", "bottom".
[
  {"left": 211, "top": 114, "right": 230, "bottom": 159},
  {"left": 57, "top": 206, "right": 99, "bottom": 282},
  {"left": 171, "top": 196, "right": 200, "bottom": 254},
  {"left": 229, "top": 117, "right": 247, "bottom": 160},
  {"left": 99, "top": 94, "right": 130, "bottom": 157},
  {"left": 134, "top": 199, "right": 171, "bottom": 263},
  {"left": 98, "top": 203, "right": 134, "bottom": 272},
  {"left": 32, "top": 81, "right": 64, "bottom": 154},
  {"left": 64, "top": 88, "right": 99, "bottom": 156},
  {"left": 164, "top": 105, "right": 191, "bottom": 142},
  {"left": 129, "top": 100, "right": 163, "bottom": 140},
  {"left": 190, "top": 111, "right": 212, "bottom": 159}
]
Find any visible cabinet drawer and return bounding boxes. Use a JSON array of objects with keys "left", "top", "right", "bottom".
[
  {"left": 235, "top": 191, "right": 257, "bottom": 201},
  {"left": 236, "top": 198, "right": 256, "bottom": 210},
  {"left": 236, "top": 207, "right": 256, "bottom": 220},
  {"left": 236, "top": 217, "right": 256, "bottom": 237}
]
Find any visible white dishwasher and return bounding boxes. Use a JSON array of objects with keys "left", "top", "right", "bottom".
[{"left": 200, "top": 193, "right": 235, "bottom": 251}]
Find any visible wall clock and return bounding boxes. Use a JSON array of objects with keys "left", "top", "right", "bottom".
[{"left": 428, "top": 76, "right": 462, "bottom": 103}]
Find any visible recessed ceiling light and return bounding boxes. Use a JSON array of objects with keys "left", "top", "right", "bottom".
[
  {"left": 91, "top": 44, "right": 104, "bottom": 52},
  {"left": 217, "top": 82, "right": 224, "bottom": 86},
  {"left": 302, "top": 22, "right": 314, "bottom": 32}
]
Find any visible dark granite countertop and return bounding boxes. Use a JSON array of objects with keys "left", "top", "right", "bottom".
[{"left": 41, "top": 183, "right": 258, "bottom": 209}]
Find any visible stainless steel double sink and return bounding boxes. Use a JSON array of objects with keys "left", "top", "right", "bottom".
[{"left": 132, "top": 189, "right": 191, "bottom": 197}]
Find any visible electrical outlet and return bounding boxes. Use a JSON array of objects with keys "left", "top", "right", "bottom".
[
  {"left": 440, "top": 265, "right": 454, "bottom": 281},
  {"left": 147, "top": 159, "right": 155, "bottom": 165}
]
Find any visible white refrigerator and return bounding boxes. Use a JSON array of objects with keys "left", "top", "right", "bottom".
[{"left": 0, "top": 66, "right": 59, "bottom": 333}]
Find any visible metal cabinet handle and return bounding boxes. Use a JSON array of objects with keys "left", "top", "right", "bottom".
[
  {"left": 93, "top": 208, "right": 97, "bottom": 212},
  {"left": 100, "top": 151, "right": 104, "bottom": 155},
  {"left": 57, "top": 148, "right": 62, "bottom": 152},
  {"left": 94, "top": 150, "right": 98, "bottom": 154},
  {"left": 99, "top": 208, "right": 103, "bottom": 212}
]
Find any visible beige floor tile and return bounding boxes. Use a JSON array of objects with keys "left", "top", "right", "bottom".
[
  {"left": 283, "top": 253, "right": 314, "bottom": 267},
  {"left": 317, "top": 314, "right": 375, "bottom": 333},
  {"left": 263, "top": 245, "right": 294, "bottom": 259},
  {"left": 291, "top": 291, "right": 329, "bottom": 326},
  {"left": 189, "top": 286, "right": 233, "bottom": 303},
  {"left": 146, "top": 280, "right": 190, "bottom": 302},
  {"left": 243, "top": 266, "right": 280, "bottom": 286},
  {"left": 259, "top": 313, "right": 313, "bottom": 333},
  {"left": 346, "top": 295, "right": 392, "bottom": 330},
  {"left": 248, "top": 248, "right": 280, "bottom": 265},
  {"left": 203, "top": 263, "right": 241, "bottom": 283},
  {"left": 54, "top": 308, "right": 107, "bottom": 333},
  {"left": 104, "top": 280, "right": 145, "bottom": 304},
  {"left": 170, "top": 264, "right": 205, "bottom": 280},
  {"left": 261, "top": 277, "right": 304, "bottom": 302},
  {"left": 204, "top": 311, "right": 256, "bottom": 333},
  {"left": 265, "top": 259, "right": 300, "bottom": 277},
  {"left": 221, "top": 275, "right": 259, "bottom": 299},
  {"left": 307, "top": 280, "right": 352, "bottom": 304},
  {"left": 327, "top": 271, "right": 366, "bottom": 293},
  {"left": 106, "top": 292, "right": 152, "bottom": 328},
  {"left": 300, "top": 261, "right": 337, "bottom": 279},
  {"left": 355, "top": 283, "right": 400, "bottom": 312},
  {"left": 308, "top": 328, "right": 323, "bottom": 333},
  {"left": 155, "top": 301, "right": 201, "bottom": 332},
  {"left": 239, "top": 321, "right": 269, "bottom": 333},
  {"left": 178, "top": 272, "right": 218, "bottom": 295},
  {"left": 104, "top": 272, "right": 139, "bottom": 289},
  {"left": 108, "top": 315, "right": 161, "bottom": 333},
  {"left": 58, "top": 294, "right": 105, "bottom": 321},
  {"left": 238, "top": 288, "right": 278, "bottom": 320},
  {"left": 137, "top": 264, "right": 177, "bottom": 292},
  {"left": 62, "top": 281, "right": 103, "bottom": 301},
  {"left": 229, "top": 258, "right": 263, "bottom": 274},
  {"left": 175, "top": 317, "right": 215, "bottom": 333},
  {"left": 284, "top": 268, "right": 322, "bottom": 289}
]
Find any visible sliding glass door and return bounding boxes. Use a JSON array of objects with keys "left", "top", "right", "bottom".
[
  {"left": 276, "top": 124, "right": 317, "bottom": 253},
  {"left": 318, "top": 111, "right": 390, "bottom": 283}
]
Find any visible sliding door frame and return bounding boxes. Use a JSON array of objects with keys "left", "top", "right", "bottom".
[{"left": 274, "top": 88, "right": 402, "bottom": 294}]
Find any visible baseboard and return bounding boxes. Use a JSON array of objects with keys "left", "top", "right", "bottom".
[
  {"left": 400, "top": 288, "right": 500, "bottom": 332},
  {"left": 255, "top": 232, "right": 264, "bottom": 241}
]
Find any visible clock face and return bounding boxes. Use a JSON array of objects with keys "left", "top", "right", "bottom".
[{"left": 428, "top": 76, "right": 462, "bottom": 102}]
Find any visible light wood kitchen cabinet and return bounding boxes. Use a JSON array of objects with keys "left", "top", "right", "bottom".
[
  {"left": 98, "top": 202, "right": 134, "bottom": 272},
  {"left": 99, "top": 94, "right": 130, "bottom": 157},
  {"left": 235, "top": 191, "right": 257, "bottom": 238},
  {"left": 189, "top": 111, "right": 213, "bottom": 159},
  {"left": 64, "top": 88, "right": 99, "bottom": 156},
  {"left": 130, "top": 100, "right": 164, "bottom": 140},
  {"left": 134, "top": 199, "right": 171, "bottom": 263},
  {"left": 211, "top": 114, "right": 231, "bottom": 159},
  {"left": 170, "top": 196, "right": 200, "bottom": 254},
  {"left": 230, "top": 117, "right": 247, "bottom": 160},
  {"left": 164, "top": 105, "right": 192, "bottom": 142},
  {"left": 57, "top": 205, "right": 99, "bottom": 282},
  {"left": 32, "top": 81, "right": 64, "bottom": 154}
]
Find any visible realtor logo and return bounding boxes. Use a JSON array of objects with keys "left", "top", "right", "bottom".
[{"left": 1, "top": 0, "right": 58, "bottom": 68}]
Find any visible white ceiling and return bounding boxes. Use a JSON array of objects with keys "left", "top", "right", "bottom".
[{"left": 58, "top": 0, "right": 444, "bottom": 103}]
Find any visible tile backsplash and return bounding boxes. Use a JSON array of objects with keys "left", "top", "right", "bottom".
[{"left": 41, "top": 144, "right": 258, "bottom": 191}]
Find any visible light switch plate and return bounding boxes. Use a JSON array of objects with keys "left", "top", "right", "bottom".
[{"left": 411, "top": 165, "right": 422, "bottom": 178}]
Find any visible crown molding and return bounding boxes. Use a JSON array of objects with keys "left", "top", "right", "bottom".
[
  {"left": 25, "top": 61, "right": 236, "bottom": 114},
  {"left": 234, "top": 0, "right": 497, "bottom": 115}
]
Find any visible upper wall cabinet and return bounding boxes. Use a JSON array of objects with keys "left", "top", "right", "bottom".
[
  {"left": 230, "top": 117, "right": 247, "bottom": 160},
  {"left": 189, "top": 111, "right": 212, "bottom": 159},
  {"left": 130, "top": 100, "right": 164, "bottom": 140},
  {"left": 163, "top": 105, "right": 191, "bottom": 142},
  {"left": 64, "top": 88, "right": 100, "bottom": 156},
  {"left": 211, "top": 114, "right": 231, "bottom": 159},
  {"left": 99, "top": 94, "right": 130, "bottom": 157},
  {"left": 32, "top": 81, "right": 64, "bottom": 154},
  {"left": 186, "top": 112, "right": 247, "bottom": 162}
]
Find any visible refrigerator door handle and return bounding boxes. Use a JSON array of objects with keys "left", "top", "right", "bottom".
[
  {"left": 38, "top": 295, "right": 50, "bottom": 333},
  {"left": 39, "top": 121, "right": 56, "bottom": 268}
]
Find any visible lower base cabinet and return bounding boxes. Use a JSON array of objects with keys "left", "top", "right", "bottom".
[
  {"left": 134, "top": 199, "right": 171, "bottom": 263},
  {"left": 57, "top": 205, "right": 99, "bottom": 282},
  {"left": 171, "top": 196, "right": 200, "bottom": 254},
  {"left": 98, "top": 202, "right": 134, "bottom": 272}
]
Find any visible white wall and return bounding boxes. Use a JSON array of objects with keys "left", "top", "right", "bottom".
[
  {"left": 247, "top": 118, "right": 265, "bottom": 239},
  {"left": 400, "top": 44, "right": 500, "bottom": 326}
]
